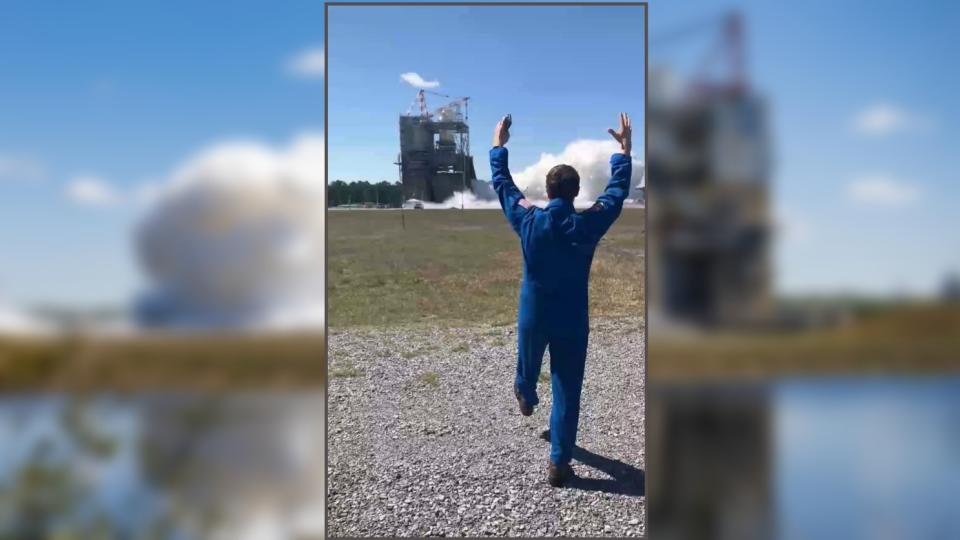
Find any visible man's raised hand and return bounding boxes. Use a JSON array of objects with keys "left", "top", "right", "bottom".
[
  {"left": 493, "top": 114, "right": 512, "bottom": 147},
  {"left": 607, "top": 112, "right": 632, "bottom": 156}
]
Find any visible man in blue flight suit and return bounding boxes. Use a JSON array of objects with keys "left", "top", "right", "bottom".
[{"left": 490, "top": 112, "right": 633, "bottom": 487}]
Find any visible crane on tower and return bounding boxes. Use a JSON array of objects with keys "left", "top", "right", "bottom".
[{"left": 405, "top": 89, "right": 471, "bottom": 120}]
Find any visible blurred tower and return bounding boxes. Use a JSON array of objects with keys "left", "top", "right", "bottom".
[
  {"left": 398, "top": 90, "right": 477, "bottom": 203},
  {"left": 647, "top": 385, "right": 774, "bottom": 540},
  {"left": 647, "top": 12, "right": 774, "bottom": 328},
  {"left": 942, "top": 271, "right": 960, "bottom": 302}
]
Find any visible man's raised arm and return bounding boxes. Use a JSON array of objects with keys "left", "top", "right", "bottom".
[
  {"left": 490, "top": 114, "right": 533, "bottom": 234},
  {"left": 579, "top": 112, "right": 634, "bottom": 238}
]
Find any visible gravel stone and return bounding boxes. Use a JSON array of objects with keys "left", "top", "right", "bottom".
[{"left": 328, "top": 317, "right": 645, "bottom": 537}]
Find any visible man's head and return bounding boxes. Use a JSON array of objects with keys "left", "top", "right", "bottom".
[{"left": 546, "top": 164, "right": 580, "bottom": 201}]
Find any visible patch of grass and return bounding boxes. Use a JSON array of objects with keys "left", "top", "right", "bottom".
[
  {"left": 330, "top": 364, "right": 363, "bottom": 379},
  {"left": 451, "top": 343, "right": 470, "bottom": 353},
  {"left": 418, "top": 371, "right": 440, "bottom": 387},
  {"left": 491, "top": 338, "right": 509, "bottom": 348},
  {"left": 538, "top": 371, "right": 551, "bottom": 383},
  {"left": 400, "top": 343, "right": 438, "bottom": 360}
]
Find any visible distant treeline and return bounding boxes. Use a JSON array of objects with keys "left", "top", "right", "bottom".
[{"left": 328, "top": 180, "right": 405, "bottom": 207}]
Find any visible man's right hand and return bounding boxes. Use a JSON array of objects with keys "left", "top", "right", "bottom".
[
  {"left": 493, "top": 114, "right": 512, "bottom": 147},
  {"left": 607, "top": 112, "right": 632, "bottom": 156}
]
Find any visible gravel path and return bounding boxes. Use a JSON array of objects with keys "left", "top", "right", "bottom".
[{"left": 327, "top": 317, "right": 645, "bottom": 537}]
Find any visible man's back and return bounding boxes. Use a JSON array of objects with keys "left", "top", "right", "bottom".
[{"left": 489, "top": 146, "right": 632, "bottom": 332}]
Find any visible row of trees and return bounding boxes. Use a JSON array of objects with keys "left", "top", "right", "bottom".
[{"left": 328, "top": 180, "right": 405, "bottom": 207}]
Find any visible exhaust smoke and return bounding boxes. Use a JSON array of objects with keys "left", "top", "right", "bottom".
[
  {"left": 134, "top": 134, "right": 325, "bottom": 330},
  {"left": 431, "top": 139, "right": 644, "bottom": 209},
  {"left": 513, "top": 139, "right": 644, "bottom": 204}
]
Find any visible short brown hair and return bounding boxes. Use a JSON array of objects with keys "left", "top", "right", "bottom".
[{"left": 546, "top": 164, "right": 580, "bottom": 201}]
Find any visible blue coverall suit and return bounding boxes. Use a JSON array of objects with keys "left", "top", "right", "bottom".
[{"left": 489, "top": 146, "right": 631, "bottom": 466}]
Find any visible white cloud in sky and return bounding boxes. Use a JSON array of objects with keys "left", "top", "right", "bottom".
[
  {"left": 66, "top": 175, "right": 122, "bottom": 206},
  {"left": 846, "top": 175, "right": 921, "bottom": 207},
  {"left": 286, "top": 47, "right": 325, "bottom": 79},
  {"left": 851, "top": 103, "right": 930, "bottom": 137},
  {"left": 400, "top": 72, "right": 440, "bottom": 89},
  {"left": 0, "top": 155, "right": 45, "bottom": 182}
]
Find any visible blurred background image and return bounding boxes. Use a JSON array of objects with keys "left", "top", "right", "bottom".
[
  {"left": 4, "top": 0, "right": 958, "bottom": 537},
  {"left": 645, "top": 1, "right": 960, "bottom": 539},
  {"left": 0, "top": 2, "right": 325, "bottom": 538}
]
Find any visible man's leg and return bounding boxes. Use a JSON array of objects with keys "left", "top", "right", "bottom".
[
  {"left": 515, "top": 324, "right": 549, "bottom": 408},
  {"left": 547, "top": 331, "right": 589, "bottom": 466}
]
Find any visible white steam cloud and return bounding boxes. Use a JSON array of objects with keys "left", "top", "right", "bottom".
[
  {"left": 427, "top": 140, "right": 644, "bottom": 209},
  {"left": 400, "top": 72, "right": 440, "bottom": 89},
  {"left": 134, "top": 134, "right": 325, "bottom": 330},
  {"left": 424, "top": 189, "right": 503, "bottom": 210},
  {"left": 513, "top": 139, "right": 644, "bottom": 204}
]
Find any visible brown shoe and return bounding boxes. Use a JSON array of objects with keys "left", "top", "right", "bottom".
[
  {"left": 547, "top": 461, "right": 574, "bottom": 487},
  {"left": 514, "top": 384, "right": 533, "bottom": 416}
]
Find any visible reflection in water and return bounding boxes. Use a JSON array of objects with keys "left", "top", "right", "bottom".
[
  {"left": 648, "top": 377, "right": 960, "bottom": 540},
  {"left": 648, "top": 384, "right": 774, "bottom": 540},
  {"left": 0, "top": 393, "right": 324, "bottom": 540},
  {"left": 777, "top": 378, "right": 960, "bottom": 540}
]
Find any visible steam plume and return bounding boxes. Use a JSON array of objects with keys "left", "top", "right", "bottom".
[
  {"left": 513, "top": 139, "right": 644, "bottom": 203},
  {"left": 134, "top": 134, "right": 325, "bottom": 330},
  {"left": 432, "top": 139, "right": 644, "bottom": 209}
]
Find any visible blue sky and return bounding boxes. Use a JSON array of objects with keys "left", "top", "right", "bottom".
[
  {"left": 327, "top": 4, "right": 646, "bottom": 183},
  {"left": 0, "top": 0, "right": 957, "bottom": 308}
]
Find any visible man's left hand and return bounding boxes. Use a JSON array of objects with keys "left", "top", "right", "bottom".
[{"left": 493, "top": 114, "right": 512, "bottom": 147}]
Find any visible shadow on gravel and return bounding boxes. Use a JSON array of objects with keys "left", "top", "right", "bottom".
[{"left": 541, "top": 429, "right": 645, "bottom": 496}]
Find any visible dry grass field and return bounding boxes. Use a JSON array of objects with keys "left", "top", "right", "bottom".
[
  {"left": 0, "top": 333, "right": 326, "bottom": 390},
  {"left": 327, "top": 208, "right": 646, "bottom": 328},
  {"left": 332, "top": 208, "right": 960, "bottom": 379},
  {"left": 650, "top": 303, "right": 960, "bottom": 379}
]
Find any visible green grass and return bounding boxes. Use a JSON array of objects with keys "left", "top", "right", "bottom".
[
  {"left": 418, "top": 371, "right": 440, "bottom": 387},
  {"left": 330, "top": 364, "right": 363, "bottom": 379},
  {"left": 400, "top": 344, "right": 438, "bottom": 359},
  {"left": 328, "top": 208, "right": 644, "bottom": 329}
]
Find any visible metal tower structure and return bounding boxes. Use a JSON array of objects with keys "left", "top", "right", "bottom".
[{"left": 398, "top": 89, "right": 477, "bottom": 204}]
